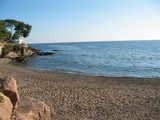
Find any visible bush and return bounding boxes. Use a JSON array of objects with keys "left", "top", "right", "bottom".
[
  {"left": 1, "top": 44, "right": 13, "bottom": 57},
  {"left": 0, "top": 89, "right": 4, "bottom": 103},
  {"left": 1, "top": 43, "right": 24, "bottom": 57},
  {"left": 13, "top": 44, "right": 23, "bottom": 53},
  {"left": 0, "top": 95, "right": 3, "bottom": 103}
]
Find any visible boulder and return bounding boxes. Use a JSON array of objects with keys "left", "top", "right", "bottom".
[
  {"left": 16, "top": 96, "right": 51, "bottom": 120},
  {"left": 0, "top": 76, "right": 20, "bottom": 111},
  {"left": 0, "top": 92, "right": 13, "bottom": 120}
]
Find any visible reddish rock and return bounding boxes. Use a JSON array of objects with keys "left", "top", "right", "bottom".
[
  {"left": 0, "top": 92, "right": 13, "bottom": 120},
  {"left": 16, "top": 96, "right": 51, "bottom": 120},
  {"left": 0, "top": 76, "right": 20, "bottom": 110}
]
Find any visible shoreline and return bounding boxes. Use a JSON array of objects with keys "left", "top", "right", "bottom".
[
  {"left": 16, "top": 64, "right": 160, "bottom": 79},
  {"left": 12, "top": 59, "right": 160, "bottom": 79},
  {"left": 0, "top": 59, "right": 160, "bottom": 119}
]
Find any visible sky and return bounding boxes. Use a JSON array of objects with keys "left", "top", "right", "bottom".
[{"left": 1, "top": 0, "right": 160, "bottom": 43}]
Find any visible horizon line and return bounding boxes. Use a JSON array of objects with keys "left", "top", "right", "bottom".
[{"left": 28, "top": 39, "right": 160, "bottom": 44}]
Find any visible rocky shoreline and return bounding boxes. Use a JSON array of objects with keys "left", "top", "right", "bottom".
[
  {"left": 0, "top": 43, "right": 54, "bottom": 63},
  {"left": 0, "top": 59, "right": 160, "bottom": 119}
]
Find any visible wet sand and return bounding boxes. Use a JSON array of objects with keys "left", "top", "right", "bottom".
[{"left": 0, "top": 59, "right": 160, "bottom": 120}]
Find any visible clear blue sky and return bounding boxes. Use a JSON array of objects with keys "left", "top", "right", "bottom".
[{"left": 1, "top": 0, "right": 160, "bottom": 43}]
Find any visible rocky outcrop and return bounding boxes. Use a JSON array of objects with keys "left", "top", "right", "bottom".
[
  {"left": 51, "top": 49, "right": 60, "bottom": 51},
  {"left": 3, "top": 44, "right": 34, "bottom": 59},
  {"left": 0, "top": 92, "right": 13, "bottom": 120},
  {"left": 30, "top": 47, "right": 54, "bottom": 56},
  {"left": 0, "top": 76, "right": 51, "bottom": 120},
  {"left": 38, "top": 52, "right": 54, "bottom": 56},
  {"left": 6, "top": 52, "right": 19, "bottom": 59},
  {"left": 1, "top": 43, "right": 54, "bottom": 63},
  {"left": 0, "top": 76, "right": 20, "bottom": 111},
  {"left": 16, "top": 97, "right": 51, "bottom": 120}
]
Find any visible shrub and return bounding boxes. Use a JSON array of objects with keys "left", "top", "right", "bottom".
[
  {"left": 1, "top": 43, "right": 24, "bottom": 57},
  {"left": 0, "top": 89, "right": 4, "bottom": 103},
  {"left": 0, "top": 95, "right": 3, "bottom": 103},
  {"left": 1, "top": 44, "right": 13, "bottom": 57},
  {"left": 13, "top": 44, "right": 23, "bottom": 53}
]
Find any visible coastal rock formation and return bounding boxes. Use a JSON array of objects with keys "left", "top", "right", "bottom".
[
  {"left": 51, "top": 49, "right": 60, "bottom": 51},
  {"left": 0, "top": 76, "right": 51, "bottom": 120},
  {"left": 30, "top": 47, "right": 55, "bottom": 56},
  {"left": 0, "top": 43, "right": 54, "bottom": 62},
  {"left": 0, "top": 76, "right": 20, "bottom": 111},
  {"left": 3, "top": 44, "right": 34, "bottom": 58},
  {"left": 38, "top": 52, "right": 54, "bottom": 56},
  {"left": 16, "top": 96, "right": 51, "bottom": 120},
  {"left": 0, "top": 43, "right": 32, "bottom": 58},
  {"left": 5, "top": 52, "right": 19, "bottom": 59},
  {"left": 0, "top": 92, "right": 13, "bottom": 120}
]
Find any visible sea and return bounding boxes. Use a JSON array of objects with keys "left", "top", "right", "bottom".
[{"left": 25, "top": 40, "right": 160, "bottom": 78}]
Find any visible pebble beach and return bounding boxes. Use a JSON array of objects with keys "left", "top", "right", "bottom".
[{"left": 0, "top": 59, "right": 160, "bottom": 120}]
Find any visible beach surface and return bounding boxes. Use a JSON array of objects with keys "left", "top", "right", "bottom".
[{"left": 0, "top": 59, "right": 160, "bottom": 120}]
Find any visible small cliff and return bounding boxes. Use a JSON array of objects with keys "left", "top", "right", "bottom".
[
  {"left": 0, "top": 43, "right": 34, "bottom": 62},
  {"left": 0, "top": 43, "right": 54, "bottom": 62}
]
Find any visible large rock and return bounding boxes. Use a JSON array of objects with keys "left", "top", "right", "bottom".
[
  {"left": 6, "top": 52, "right": 19, "bottom": 59},
  {"left": 0, "top": 76, "right": 20, "bottom": 111},
  {"left": 0, "top": 92, "right": 13, "bottom": 120},
  {"left": 16, "top": 96, "right": 51, "bottom": 120}
]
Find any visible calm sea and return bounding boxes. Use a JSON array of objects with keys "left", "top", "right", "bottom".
[{"left": 26, "top": 40, "right": 160, "bottom": 78}]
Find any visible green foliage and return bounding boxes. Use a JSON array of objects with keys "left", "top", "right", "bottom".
[
  {"left": 1, "top": 44, "right": 24, "bottom": 57},
  {"left": 4, "top": 19, "right": 18, "bottom": 40},
  {"left": 4, "top": 19, "right": 18, "bottom": 29},
  {"left": 12, "top": 31, "right": 22, "bottom": 40},
  {"left": 1, "top": 44, "right": 13, "bottom": 57},
  {"left": 0, "top": 19, "right": 32, "bottom": 41},
  {"left": 0, "top": 89, "right": 4, "bottom": 103},
  {"left": 0, "top": 95, "right": 4, "bottom": 103},
  {"left": 13, "top": 44, "right": 23, "bottom": 52},
  {"left": 0, "top": 20, "right": 10, "bottom": 40},
  {"left": 14, "top": 22, "right": 32, "bottom": 38}
]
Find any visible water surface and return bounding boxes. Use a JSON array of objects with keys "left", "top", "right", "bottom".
[{"left": 26, "top": 40, "right": 160, "bottom": 78}]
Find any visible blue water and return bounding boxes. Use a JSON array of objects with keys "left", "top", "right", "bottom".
[{"left": 26, "top": 40, "right": 160, "bottom": 78}]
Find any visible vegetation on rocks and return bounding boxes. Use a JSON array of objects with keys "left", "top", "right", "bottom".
[
  {"left": 0, "top": 19, "right": 54, "bottom": 62},
  {"left": 1, "top": 43, "right": 24, "bottom": 58},
  {"left": 0, "top": 95, "right": 4, "bottom": 103},
  {"left": 0, "top": 19, "right": 33, "bottom": 62},
  {"left": 0, "top": 89, "right": 4, "bottom": 103}
]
